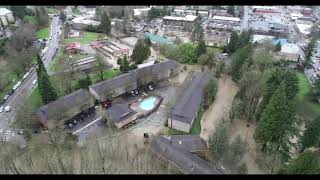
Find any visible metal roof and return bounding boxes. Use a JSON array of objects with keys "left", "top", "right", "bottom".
[
  {"left": 172, "top": 72, "right": 209, "bottom": 124},
  {"left": 150, "top": 135, "right": 223, "bottom": 174}
]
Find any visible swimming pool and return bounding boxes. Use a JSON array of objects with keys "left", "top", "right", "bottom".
[{"left": 139, "top": 97, "right": 158, "bottom": 111}]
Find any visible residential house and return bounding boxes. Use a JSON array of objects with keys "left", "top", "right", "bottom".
[
  {"left": 37, "top": 89, "right": 95, "bottom": 128},
  {"left": 0, "top": 8, "right": 14, "bottom": 28},
  {"left": 106, "top": 103, "right": 138, "bottom": 129},
  {"left": 150, "top": 135, "right": 224, "bottom": 174},
  {"left": 168, "top": 72, "right": 209, "bottom": 133}
]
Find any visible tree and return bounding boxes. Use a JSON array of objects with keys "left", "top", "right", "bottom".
[
  {"left": 59, "top": 11, "right": 67, "bottom": 23},
  {"left": 76, "top": 74, "right": 92, "bottom": 90},
  {"left": 131, "top": 38, "right": 151, "bottom": 65},
  {"left": 227, "top": 32, "right": 239, "bottom": 53},
  {"left": 34, "top": 6, "right": 49, "bottom": 27},
  {"left": 206, "top": 78, "right": 218, "bottom": 103},
  {"left": 254, "top": 84, "right": 299, "bottom": 167},
  {"left": 191, "top": 20, "right": 204, "bottom": 43},
  {"left": 95, "top": 52, "right": 105, "bottom": 81},
  {"left": 313, "top": 74, "right": 320, "bottom": 99},
  {"left": 198, "top": 54, "right": 209, "bottom": 72},
  {"left": 196, "top": 40, "right": 207, "bottom": 57},
  {"left": 304, "top": 36, "right": 317, "bottom": 69},
  {"left": 215, "top": 62, "right": 225, "bottom": 78},
  {"left": 274, "top": 42, "right": 282, "bottom": 52},
  {"left": 230, "top": 45, "right": 252, "bottom": 81},
  {"left": 10, "top": 6, "right": 26, "bottom": 19},
  {"left": 120, "top": 55, "right": 130, "bottom": 72},
  {"left": 209, "top": 123, "right": 229, "bottom": 162},
  {"left": 36, "top": 54, "right": 58, "bottom": 104},
  {"left": 99, "top": 12, "right": 111, "bottom": 34},
  {"left": 299, "top": 116, "right": 320, "bottom": 153},
  {"left": 175, "top": 43, "right": 197, "bottom": 64},
  {"left": 279, "top": 151, "right": 320, "bottom": 174},
  {"left": 227, "top": 6, "right": 236, "bottom": 16}
]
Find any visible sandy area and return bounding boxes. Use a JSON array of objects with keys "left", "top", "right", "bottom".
[{"left": 200, "top": 75, "right": 239, "bottom": 141}]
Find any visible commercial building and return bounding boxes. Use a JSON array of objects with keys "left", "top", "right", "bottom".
[
  {"left": 252, "top": 6, "right": 280, "bottom": 15},
  {"left": 278, "top": 43, "right": 301, "bottom": 62},
  {"left": 71, "top": 16, "right": 100, "bottom": 30},
  {"left": 133, "top": 7, "right": 151, "bottom": 18},
  {"left": 0, "top": 8, "right": 14, "bottom": 28},
  {"left": 207, "top": 16, "right": 241, "bottom": 32},
  {"left": 162, "top": 15, "right": 198, "bottom": 31},
  {"left": 150, "top": 135, "right": 224, "bottom": 174},
  {"left": 168, "top": 72, "right": 209, "bottom": 133}
]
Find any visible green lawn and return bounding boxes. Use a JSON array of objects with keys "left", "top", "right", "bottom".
[
  {"left": 64, "top": 32, "right": 106, "bottom": 44},
  {"left": 36, "top": 27, "right": 49, "bottom": 39},
  {"left": 207, "top": 47, "right": 223, "bottom": 55},
  {"left": 91, "top": 69, "right": 120, "bottom": 83},
  {"left": 296, "top": 72, "right": 320, "bottom": 121},
  {"left": 29, "top": 87, "right": 43, "bottom": 109},
  {"left": 191, "top": 109, "right": 204, "bottom": 135},
  {"left": 50, "top": 49, "right": 64, "bottom": 71}
]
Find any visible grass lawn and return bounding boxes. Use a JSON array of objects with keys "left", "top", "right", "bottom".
[
  {"left": 29, "top": 87, "right": 43, "bottom": 109},
  {"left": 36, "top": 27, "right": 49, "bottom": 39},
  {"left": 191, "top": 109, "right": 204, "bottom": 135},
  {"left": 91, "top": 69, "right": 120, "bottom": 83},
  {"left": 64, "top": 32, "right": 106, "bottom": 44},
  {"left": 207, "top": 47, "right": 223, "bottom": 55},
  {"left": 50, "top": 49, "right": 64, "bottom": 71},
  {"left": 296, "top": 72, "right": 320, "bottom": 121}
]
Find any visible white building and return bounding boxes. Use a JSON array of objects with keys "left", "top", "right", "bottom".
[
  {"left": 198, "top": 11, "right": 209, "bottom": 19},
  {"left": 295, "top": 19, "right": 313, "bottom": 36},
  {"left": 133, "top": 7, "right": 151, "bottom": 18},
  {"left": 173, "top": 9, "right": 185, "bottom": 16},
  {"left": 279, "top": 43, "right": 301, "bottom": 61},
  {"left": 252, "top": 6, "right": 280, "bottom": 14},
  {"left": 290, "top": 12, "right": 303, "bottom": 21},
  {"left": 185, "top": 10, "right": 197, "bottom": 16},
  {"left": 0, "top": 8, "right": 14, "bottom": 27},
  {"left": 252, "top": 35, "right": 275, "bottom": 44},
  {"left": 71, "top": 16, "right": 100, "bottom": 30},
  {"left": 162, "top": 15, "right": 197, "bottom": 31}
]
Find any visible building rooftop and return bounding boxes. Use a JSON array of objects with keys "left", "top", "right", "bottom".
[
  {"left": 280, "top": 43, "right": 300, "bottom": 54},
  {"left": 212, "top": 16, "right": 241, "bottom": 22},
  {"left": 0, "top": 8, "right": 12, "bottom": 16},
  {"left": 163, "top": 15, "right": 197, "bottom": 22},
  {"left": 252, "top": 35, "right": 275, "bottom": 43},
  {"left": 172, "top": 72, "right": 209, "bottom": 124},
  {"left": 150, "top": 135, "right": 223, "bottom": 174},
  {"left": 252, "top": 6, "right": 279, "bottom": 10},
  {"left": 107, "top": 104, "right": 137, "bottom": 123}
]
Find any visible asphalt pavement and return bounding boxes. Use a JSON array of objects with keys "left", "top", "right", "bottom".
[{"left": 0, "top": 15, "right": 62, "bottom": 140}]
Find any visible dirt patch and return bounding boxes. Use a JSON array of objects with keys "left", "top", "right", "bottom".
[
  {"left": 229, "top": 120, "right": 266, "bottom": 174},
  {"left": 200, "top": 75, "right": 239, "bottom": 141}
]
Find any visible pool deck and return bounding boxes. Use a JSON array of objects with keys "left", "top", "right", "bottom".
[{"left": 130, "top": 95, "right": 162, "bottom": 115}]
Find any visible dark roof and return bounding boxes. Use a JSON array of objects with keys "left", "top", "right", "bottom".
[
  {"left": 150, "top": 135, "right": 223, "bottom": 174},
  {"left": 89, "top": 73, "right": 137, "bottom": 95},
  {"left": 172, "top": 72, "right": 209, "bottom": 124},
  {"left": 107, "top": 103, "right": 137, "bottom": 123},
  {"left": 129, "top": 60, "right": 178, "bottom": 80},
  {"left": 37, "top": 89, "right": 92, "bottom": 121},
  {"left": 168, "top": 135, "right": 208, "bottom": 153}
]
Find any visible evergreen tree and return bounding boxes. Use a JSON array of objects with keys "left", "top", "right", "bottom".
[
  {"left": 274, "top": 42, "right": 282, "bottom": 52},
  {"left": 206, "top": 78, "right": 218, "bottom": 103},
  {"left": 36, "top": 54, "right": 58, "bottom": 104},
  {"left": 300, "top": 116, "right": 320, "bottom": 153},
  {"left": 120, "top": 55, "right": 130, "bottom": 72},
  {"left": 99, "top": 12, "right": 111, "bottom": 34},
  {"left": 191, "top": 20, "right": 204, "bottom": 43},
  {"left": 227, "top": 31, "right": 239, "bottom": 53},
  {"left": 279, "top": 151, "right": 320, "bottom": 174},
  {"left": 254, "top": 83, "right": 299, "bottom": 165},
  {"left": 304, "top": 36, "right": 317, "bottom": 69},
  {"left": 227, "top": 6, "right": 236, "bottom": 16},
  {"left": 312, "top": 74, "right": 320, "bottom": 99},
  {"left": 131, "top": 38, "right": 150, "bottom": 64},
  {"left": 76, "top": 74, "right": 92, "bottom": 90},
  {"left": 230, "top": 45, "right": 252, "bottom": 81},
  {"left": 196, "top": 40, "right": 207, "bottom": 57},
  {"left": 10, "top": 6, "right": 27, "bottom": 19}
]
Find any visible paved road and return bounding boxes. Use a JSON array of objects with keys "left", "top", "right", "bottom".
[
  {"left": 0, "top": 16, "right": 62, "bottom": 139},
  {"left": 240, "top": 6, "right": 250, "bottom": 33}
]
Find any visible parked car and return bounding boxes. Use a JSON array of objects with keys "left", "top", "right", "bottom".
[
  {"left": 3, "top": 94, "right": 10, "bottom": 101},
  {"left": 23, "top": 72, "right": 30, "bottom": 80},
  {"left": 0, "top": 106, "right": 3, "bottom": 113},
  {"left": 5, "top": 106, "right": 11, "bottom": 112},
  {"left": 18, "top": 129, "right": 23, "bottom": 135},
  {"left": 32, "top": 80, "right": 37, "bottom": 85}
]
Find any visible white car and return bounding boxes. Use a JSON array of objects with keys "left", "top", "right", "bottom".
[
  {"left": 5, "top": 106, "right": 10, "bottom": 112},
  {"left": 32, "top": 80, "right": 37, "bottom": 86},
  {"left": 23, "top": 72, "right": 30, "bottom": 80},
  {"left": 0, "top": 106, "right": 3, "bottom": 113}
]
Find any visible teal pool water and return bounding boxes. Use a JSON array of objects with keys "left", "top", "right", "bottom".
[{"left": 139, "top": 97, "right": 157, "bottom": 111}]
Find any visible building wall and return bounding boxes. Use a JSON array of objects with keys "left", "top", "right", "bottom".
[
  {"left": 0, "top": 12, "right": 14, "bottom": 28},
  {"left": 168, "top": 117, "right": 194, "bottom": 133},
  {"left": 113, "top": 114, "right": 138, "bottom": 129}
]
